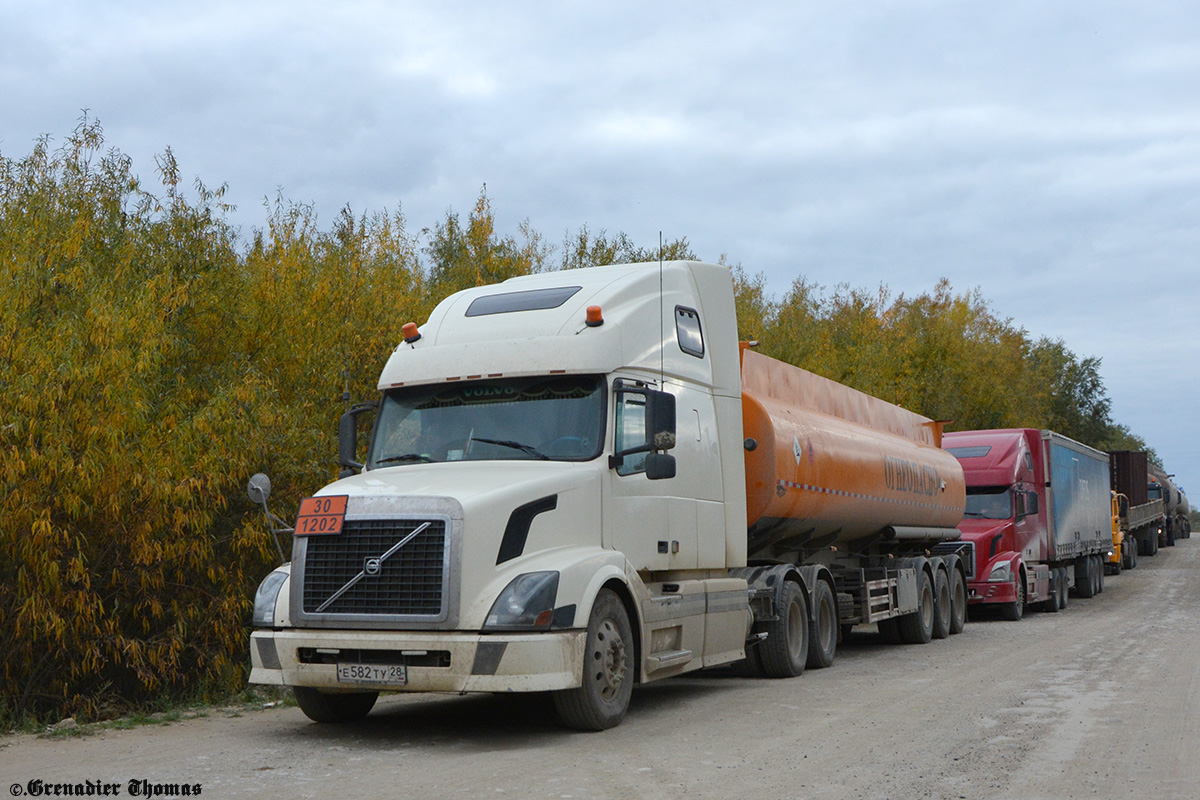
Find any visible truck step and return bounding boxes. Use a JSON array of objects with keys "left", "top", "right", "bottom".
[{"left": 645, "top": 649, "right": 693, "bottom": 671}]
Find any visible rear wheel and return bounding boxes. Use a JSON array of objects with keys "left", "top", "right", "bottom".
[
  {"left": 1095, "top": 555, "right": 1104, "bottom": 593},
  {"left": 949, "top": 570, "right": 968, "bottom": 635},
  {"left": 898, "top": 570, "right": 935, "bottom": 643},
  {"left": 293, "top": 688, "right": 377, "bottom": 723},
  {"left": 759, "top": 581, "right": 808, "bottom": 678},
  {"left": 806, "top": 581, "right": 838, "bottom": 669},
  {"left": 554, "top": 589, "right": 634, "bottom": 730},
  {"left": 1058, "top": 568, "right": 1069, "bottom": 610},
  {"left": 1129, "top": 540, "right": 1138, "bottom": 569},
  {"left": 1075, "top": 557, "right": 1096, "bottom": 599},
  {"left": 932, "top": 569, "right": 952, "bottom": 639},
  {"left": 1042, "top": 569, "right": 1060, "bottom": 613}
]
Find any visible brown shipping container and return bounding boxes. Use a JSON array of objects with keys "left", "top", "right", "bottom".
[{"left": 1109, "top": 450, "right": 1149, "bottom": 506}]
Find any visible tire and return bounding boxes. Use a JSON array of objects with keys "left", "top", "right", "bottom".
[
  {"left": 1058, "top": 568, "right": 1069, "bottom": 610},
  {"left": 1129, "top": 540, "right": 1137, "bottom": 569},
  {"left": 1095, "top": 555, "right": 1104, "bottom": 593},
  {"left": 1075, "top": 557, "right": 1096, "bottom": 599},
  {"left": 758, "top": 581, "right": 809, "bottom": 678},
  {"left": 949, "top": 569, "right": 968, "bottom": 635},
  {"left": 1149, "top": 532, "right": 1159, "bottom": 556},
  {"left": 554, "top": 588, "right": 635, "bottom": 731},
  {"left": 932, "top": 569, "right": 952, "bottom": 640},
  {"left": 999, "top": 574, "right": 1025, "bottom": 621},
  {"left": 806, "top": 581, "right": 838, "bottom": 669},
  {"left": 898, "top": 570, "right": 935, "bottom": 643},
  {"left": 1165, "top": 525, "right": 1176, "bottom": 547},
  {"left": 1109, "top": 551, "right": 1121, "bottom": 576},
  {"left": 1042, "top": 569, "right": 1060, "bottom": 613},
  {"left": 293, "top": 687, "right": 377, "bottom": 723}
]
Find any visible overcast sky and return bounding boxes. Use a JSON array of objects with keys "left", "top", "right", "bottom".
[{"left": 4, "top": 1, "right": 1198, "bottom": 494}]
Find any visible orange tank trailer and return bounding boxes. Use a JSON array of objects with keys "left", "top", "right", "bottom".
[{"left": 740, "top": 345, "right": 965, "bottom": 557}]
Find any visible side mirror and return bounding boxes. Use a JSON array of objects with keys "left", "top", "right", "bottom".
[
  {"left": 247, "top": 473, "right": 272, "bottom": 504},
  {"left": 645, "top": 452, "right": 676, "bottom": 480},
  {"left": 339, "top": 402, "right": 377, "bottom": 477}
]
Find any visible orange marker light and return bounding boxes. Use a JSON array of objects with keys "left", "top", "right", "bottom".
[
  {"left": 402, "top": 322, "right": 421, "bottom": 343},
  {"left": 585, "top": 305, "right": 604, "bottom": 327}
]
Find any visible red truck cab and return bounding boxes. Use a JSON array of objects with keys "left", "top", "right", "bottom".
[{"left": 944, "top": 429, "right": 1046, "bottom": 617}]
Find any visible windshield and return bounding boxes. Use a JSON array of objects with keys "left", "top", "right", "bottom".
[
  {"left": 368, "top": 375, "right": 606, "bottom": 467},
  {"left": 964, "top": 486, "right": 1013, "bottom": 520}
]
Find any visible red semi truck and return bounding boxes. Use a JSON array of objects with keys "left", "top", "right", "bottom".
[{"left": 943, "top": 429, "right": 1112, "bottom": 620}]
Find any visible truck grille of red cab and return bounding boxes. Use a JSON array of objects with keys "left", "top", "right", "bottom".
[{"left": 301, "top": 518, "right": 447, "bottom": 616}]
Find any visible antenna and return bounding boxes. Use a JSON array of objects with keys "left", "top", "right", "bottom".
[{"left": 658, "top": 231, "right": 665, "bottom": 385}]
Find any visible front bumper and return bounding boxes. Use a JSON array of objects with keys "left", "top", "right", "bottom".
[
  {"left": 250, "top": 628, "right": 586, "bottom": 693},
  {"left": 966, "top": 579, "right": 1017, "bottom": 605}
]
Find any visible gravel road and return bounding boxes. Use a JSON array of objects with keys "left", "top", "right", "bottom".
[{"left": 4, "top": 541, "right": 1198, "bottom": 800}]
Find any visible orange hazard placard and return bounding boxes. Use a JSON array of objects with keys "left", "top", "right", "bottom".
[{"left": 294, "top": 495, "right": 348, "bottom": 536}]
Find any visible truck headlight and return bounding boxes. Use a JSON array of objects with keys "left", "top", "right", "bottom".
[
  {"left": 253, "top": 568, "right": 289, "bottom": 627},
  {"left": 986, "top": 561, "right": 1013, "bottom": 583},
  {"left": 483, "top": 571, "right": 559, "bottom": 631}
]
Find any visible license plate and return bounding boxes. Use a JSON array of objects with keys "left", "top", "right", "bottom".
[{"left": 336, "top": 663, "right": 407, "bottom": 686}]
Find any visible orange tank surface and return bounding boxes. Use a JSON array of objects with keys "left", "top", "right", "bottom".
[{"left": 740, "top": 346, "right": 965, "bottom": 555}]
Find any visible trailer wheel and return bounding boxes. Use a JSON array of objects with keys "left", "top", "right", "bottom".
[
  {"left": 1074, "top": 557, "right": 1096, "bottom": 599},
  {"left": 806, "top": 581, "right": 838, "bottom": 669},
  {"left": 1148, "top": 532, "right": 1159, "bottom": 556},
  {"left": 1057, "top": 568, "right": 1068, "bottom": 610},
  {"left": 1095, "top": 555, "right": 1104, "bottom": 593},
  {"left": 1128, "top": 541, "right": 1137, "bottom": 569},
  {"left": 949, "top": 570, "right": 967, "bottom": 635},
  {"left": 293, "top": 687, "right": 378, "bottom": 723},
  {"left": 553, "top": 588, "right": 634, "bottom": 731},
  {"left": 898, "top": 570, "right": 935, "bottom": 643},
  {"left": 932, "top": 569, "right": 952, "bottom": 640},
  {"left": 759, "top": 581, "right": 808, "bottom": 678}
]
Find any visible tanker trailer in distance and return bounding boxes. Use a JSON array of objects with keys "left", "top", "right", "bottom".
[
  {"left": 248, "top": 260, "right": 969, "bottom": 731},
  {"left": 944, "top": 429, "right": 1112, "bottom": 620}
]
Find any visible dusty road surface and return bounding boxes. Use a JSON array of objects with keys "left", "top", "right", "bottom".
[{"left": 4, "top": 541, "right": 1199, "bottom": 800}]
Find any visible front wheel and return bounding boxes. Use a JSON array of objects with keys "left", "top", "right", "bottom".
[
  {"left": 1000, "top": 574, "right": 1025, "bottom": 621},
  {"left": 554, "top": 588, "right": 635, "bottom": 731},
  {"left": 293, "top": 687, "right": 377, "bottom": 723}
]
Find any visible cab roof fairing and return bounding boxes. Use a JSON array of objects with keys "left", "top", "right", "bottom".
[
  {"left": 376, "top": 262, "right": 740, "bottom": 393},
  {"left": 944, "top": 429, "right": 1031, "bottom": 488}
]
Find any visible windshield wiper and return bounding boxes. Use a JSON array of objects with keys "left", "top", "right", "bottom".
[
  {"left": 470, "top": 437, "right": 550, "bottom": 460},
  {"left": 375, "top": 453, "right": 436, "bottom": 465}
]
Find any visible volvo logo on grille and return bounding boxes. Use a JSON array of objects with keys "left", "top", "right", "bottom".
[{"left": 314, "top": 521, "right": 432, "bottom": 614}]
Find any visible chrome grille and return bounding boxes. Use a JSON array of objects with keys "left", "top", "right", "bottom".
[
  {"left": 931, "top": 540, "right": 976, "bottom": 580},
  {"left": 301, "top": 518, "right": 447, "bottom": 616}
]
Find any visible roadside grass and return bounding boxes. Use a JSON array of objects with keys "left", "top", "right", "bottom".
[{"left": 1, "top": 686, "right": 295, "bottom": 741}]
